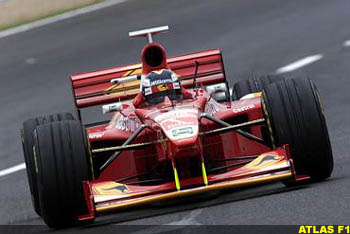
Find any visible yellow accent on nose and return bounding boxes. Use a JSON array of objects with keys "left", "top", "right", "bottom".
[
  {"left": 201, "top": 162, "right": 208, "bottom": 186},
  {"left": 173, "top": 166, "right": 181, "bottom": 191}
]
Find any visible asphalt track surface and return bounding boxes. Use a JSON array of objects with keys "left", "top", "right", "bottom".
[{"left": 1, "top": 0, "right": 350, "bottom": 230}]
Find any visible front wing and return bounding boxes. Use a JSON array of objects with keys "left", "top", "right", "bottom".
[{"left": 78, "top": 145, "right": 306, "bottom": 220}]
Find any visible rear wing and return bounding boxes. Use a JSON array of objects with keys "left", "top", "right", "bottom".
[{"left": 71, "top": 49, "right": 227, "bottom": 109}]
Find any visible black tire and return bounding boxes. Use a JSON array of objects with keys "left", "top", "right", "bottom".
[
  {"left": 261, "top": 78, "right": 333, "bottom": 181},
  {"left": 34, "top": 120, "right": 93, "bottom": 229},
  {"left": 232, "top": 75, "right": 284, "bottom": 100},
  {"left": 21, "top": 113, "right": 74, "bottom": 216}
]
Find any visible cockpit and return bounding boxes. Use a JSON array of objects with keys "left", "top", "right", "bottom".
[{"left": 141, "top": 69, "right": 183, "bottom": 105}]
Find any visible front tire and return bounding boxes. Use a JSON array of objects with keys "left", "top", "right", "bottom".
[
  {"left": 262, "top": 78, "right": 333, "bottom": 181},
  {"left": 34, "top": 120, "right": 93, "bottom": 228},
  {"left": 232, "top": 75, "right": 284, "bottom": 100},
  {"left": 21, "top": 113, "right": 74, "bottom": 216}
]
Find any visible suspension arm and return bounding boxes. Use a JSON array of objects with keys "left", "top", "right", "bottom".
[
  {"left": 92, "top": 142, "right": 153, "bottom": 154},
  {"left": 200, "top": 114, "right": 266, "bottom": 146},
  {"left": 99, "top": 124, "right": 147, "bottom": 171}
]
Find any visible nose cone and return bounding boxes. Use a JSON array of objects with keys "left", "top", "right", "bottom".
[
  {"left": 169, "top": 130, "right": 198, "bottom": 152},
  {"left": 160, "top": 118, "right": 199, "bottom": 144},
  {"left": 165, "top": 124, "right": 200, "bottom": 159},
  {"left": 168, "top": 125, "right": 199, "bottom": 146},
  {"left": 153, "top": 109, "right": 200, "bottom": 158},
  {"left": 154, "top": 110, "right": 199, "bottom": 141}
]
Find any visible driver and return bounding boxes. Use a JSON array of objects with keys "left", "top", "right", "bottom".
[{"left": 133, "top": 69, "right": 192, "bottom": 107}]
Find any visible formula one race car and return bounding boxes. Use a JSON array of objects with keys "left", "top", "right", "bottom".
[{"left": 21, "top": 26, "right": 333, "bottom": 228}]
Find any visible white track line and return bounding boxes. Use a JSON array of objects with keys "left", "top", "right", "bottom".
[
  {"left": 275, "top": 54, "right": 323, "bottom": 74},
  {"left": 343, "top": 40, "right": 350, "bottom": 47},
  {"left": 0, "top": 0, "right": 126, "bottom": 175},
  {"left": 0, "top": 163, "right": 26, "bottom": 177},
  {"left": 167, "top": 209, "right": 203, "bottom": 225},
  {"left": 0, "top": 0, "right": 126, "bottom": 39}
]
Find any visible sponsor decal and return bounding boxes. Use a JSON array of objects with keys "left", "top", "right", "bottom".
[
  {"left": 253, "top": 155, "right": 280, "bottom": 166},
  {"left": 152, "top": 109, "right": 199, "bottom": 140},
  {"left": 33, "top": 146, "right": 39, "bottom": 174},
  {"left": 89, "top": 132, "right": 104, "bottom": 139},
  {"left": 144, "top": 81, "right": 180, "bottom": 96},
  {"left": 115, "top": 116, "right": 141, "bottom": 132},
  {"left": 173, "top": 82, "right": 180, "bottom": 89},
  {"left": 232, "top": 104, "right": 255, "bottom": 113},
  {"left": 171, "top": 72, "right": 179, "bottom": 81},
  {"left": 106, "top": 68, "right": 142, "bottom": 93},
  {"left": 142, "top": 78, "right": 151, "bottom": 87},
  {"left": 243, "top": 154, "right": 284, "bottom": 170},
  {"left": 103, "top": 184, "right": 129, "bottom": 193},
  {"left": 156, "top": 84, "right": 168, "bottom": 92},
  {"left": 146, "top": 70, "right": 180, "bottom": 86},
  {"left": 167, "top": 125, "right": 197, "bottom": 140},
  {"left": 172, "top": 127, "right": 193, "bottom": 137},
  {"left": 150, "top": 78, "right": 173, "bottom": 86},
  {"left": 154, "top": 109, "right": 198, "bottom": 122},
  {"left": 165, "top": 119, "right": 190, "bottom": 130},
  {"left": 144, "top": 87, "right": 152, "bottom": 96}
]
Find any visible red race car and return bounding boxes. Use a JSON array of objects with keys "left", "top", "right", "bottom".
[{"left": 21, "top": 26, "right": 333, "bottom": 228}]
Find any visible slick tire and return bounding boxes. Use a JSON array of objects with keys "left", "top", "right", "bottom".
[
  {"left": 21, "top": 113, "right": 74, "bottom": 216},
  {"left": 34, "top": 120, "right": 93, "bottom": 228},
  {"left": 232, "top": 75, "right": 284, "bottom": 100},
  {"left": 261, "top": 78, "right": 333, "bottom": 181}
]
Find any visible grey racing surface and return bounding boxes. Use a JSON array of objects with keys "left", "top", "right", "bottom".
[{"left": 1, "top": 0, "right": 350, "bottom": 229}]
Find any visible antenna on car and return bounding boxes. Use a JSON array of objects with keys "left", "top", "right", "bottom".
[
  {"left": 129, "top": 25, "right": 169, "bottom": 43},
  {"left": 193, "top": 61, "right": 200, "bottom": 94}
]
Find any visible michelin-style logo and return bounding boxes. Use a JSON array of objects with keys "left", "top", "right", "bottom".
[{"left": 172, "top": 127, "right": 193, "bottom": 137}]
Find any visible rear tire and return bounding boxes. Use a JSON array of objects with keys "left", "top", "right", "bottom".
[
  {"left": 21, "top": 113, "right": 74, "bottom": 216},
  {"left": 261, "top": 78, "right": 333, "bottom": 181},
  {"left": 232, "top": 75, "right": 284, "bottom": 100},
  {"left": 34, "top": 120, "right": 93, "bottom": 228}
]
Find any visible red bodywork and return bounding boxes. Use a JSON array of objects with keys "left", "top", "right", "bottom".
[{"left": 70, "top": 43, "right": 304, "bottom": 221}]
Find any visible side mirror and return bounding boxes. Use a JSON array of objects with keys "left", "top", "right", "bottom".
[
  {"left": 102, "top": 102, "right": 123, "bottom": 114},
  {"left": 206, "top": 83, "right": 228, "bottom": 102},
  {"left": 110, "top": 74, "right": 141, "bottom": 84},
  {"left": 206, "top": 83, "right": 227, "bottom": 95}
]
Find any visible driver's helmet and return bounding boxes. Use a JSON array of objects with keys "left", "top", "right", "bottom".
[{"left": 141, "top": 69, "right": 182, "bottom": 105}]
